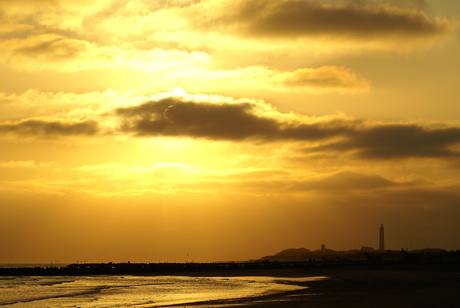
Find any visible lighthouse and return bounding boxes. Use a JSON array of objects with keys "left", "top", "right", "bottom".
[{"left": 379, "top": 224, "right": 385, "bottom": 251}]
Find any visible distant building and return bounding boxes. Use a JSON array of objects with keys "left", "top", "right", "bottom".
[
  {"left": 379, "top": 224, "right": 385, "bottom": 251},
  {"left": 360, "top": 246, "right": 374, "bottom": 252},
  {"left": 321, "top": 244, "right": 326, "bottom": 251}
]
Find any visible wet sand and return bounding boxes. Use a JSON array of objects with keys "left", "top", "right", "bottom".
[
  {"left": 168, "top": 264, "right": 460, "bottom": 307},
  {"left": 3, "top": 262, "right": 460, "bottom": 307}
]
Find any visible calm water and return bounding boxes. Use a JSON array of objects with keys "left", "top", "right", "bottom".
[{"left": 0, "top": 275, "right": 325, "bottom": 307}]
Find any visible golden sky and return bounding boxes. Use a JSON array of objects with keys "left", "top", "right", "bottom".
[{"left": 1, "top": 0, "right": 460, "bottom": 263}]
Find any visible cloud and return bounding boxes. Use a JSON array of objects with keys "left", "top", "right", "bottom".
[
  {"left": 0, "top": 34, "right": 210, "bottom": 72},
  {"left": 116, "top": 92, "right": 460, "bottom": 160},
  {"left": 3, "top": 89, "right": 460, "bottom": 160},
  {"left": 1, "top": 0, "right": 453, "bottom": 73},
  {"left": 203, "top": 170, "right": 404, "bottom": 195},
  {"left": 1, "top": 31, "right": 367, "bottom": 91},
  {"left": 1, "top": 33, "right": 367, "bottom": 92},
  {"left": 298, "top": 171, "right": 400, "bottom": 191},
  {"left": 278, "top": 66, "right": 371, "bottom": 90},
  {"left": 0, "top": 119, "right": 99, "bottom": 137},
  {"left": 115, "top": 96, "right": 352, "bottom": 141},
  {"left": 316, "top": 124, "right": 460, "bottom": 159},
  {"left": 0, "top": 16, "right": 33, "bottom": 36},
  {"left": 0, "top": 161, "right": 52, "bottom": 168},
  {"left": 0, "top": 34, "right": 112, "bottom": 71},
  {"left": 0, "top": 89, "right": 152, "bottom": 122},
  {"left": 117, "top": 98, "right": 278, "bottom": 140},
  {"left": 74, "top": 162, "right": 201, "bottom": 179},
  {"left": 0, "top": 158, "right": 405, "bottom": 197},
  {"left": 0, "top": 0, "right": 118, "bottom": 32},
  {"left": 163, "top": 65, "right": 371, "bottom": 93},
  {"left": 193, "top": 0, "right": 450, "bottom": 40}
]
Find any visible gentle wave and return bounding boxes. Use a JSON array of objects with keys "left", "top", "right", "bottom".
[{"left": 0, "top": 275, "right": 324, "bottom": 307}]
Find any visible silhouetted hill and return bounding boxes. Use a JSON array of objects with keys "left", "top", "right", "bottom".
[
  {"left": 260, "top": 247, "right": 360, "bottom": 262},
  {"left": 254, "top": 247, "right": 460, "bottom": 264},
  {"left": 2, "top": 248, "right": 460, "bottom": 276},
  {"left": 267, "top": 248, "right": 311, "bottom": 261},
  {"left": 258, "top": 247, "right": 458, "bottom": 263}
]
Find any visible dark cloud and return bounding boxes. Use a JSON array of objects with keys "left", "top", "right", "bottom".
[
  {"left": 196, "top": 0, "right": 448, "bottom": 39},
  {"left": 0, "top": 119, "right": 99, "bottom": 136},
  {"left": 115, "top": 97, "right": 351, "bottom": 141},
  {"left": 116, "top": 98, "right": 277, "bottom": 140},
  {"left": 117, "top": 97, "right": 460, "bottom": 160},
  {"left": 186, "top": 170, "right": 400, "bottom": 197},
  {"left": 293, "top": 171, "right": 400, "bottom": 191},
  {"left": 16, "top": 36, "right": 86, "bottom": 60},
  {"left": 318, "top": 124, "right": 460, "bottom": 159},
  {"left": 383, "top": 0, "right": 428, "bottom": 10},
  {"left": 282, "top": 66, "right": 370, "bottom": 89}
]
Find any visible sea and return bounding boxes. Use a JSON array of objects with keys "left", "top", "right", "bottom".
[{"left": 0, "top": 265, "right": 325, "bottom": 307}]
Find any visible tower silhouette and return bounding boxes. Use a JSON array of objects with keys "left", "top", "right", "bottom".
[{"left": 379, "top": 224, "right": 385, "bottom": 251}]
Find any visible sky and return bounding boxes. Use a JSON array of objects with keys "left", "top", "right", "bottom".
[{"left": 1, "top": 0, "right": 460, "bottom": 263}]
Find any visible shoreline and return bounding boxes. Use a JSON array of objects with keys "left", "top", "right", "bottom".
[
  {"left": 2, "top": 259, "right": 460, "bottom": 276},
  {"left": 2, "top": 263, "right": 460, "bottom": 307},
  {"left": 162, "top": 265, "right": 460, "bottom": 307}
]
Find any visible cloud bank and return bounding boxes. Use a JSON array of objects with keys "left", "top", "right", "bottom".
[
  {"left": 0, "top": 119, "right": 99, "bottom": 136},
  {"left": 192, "top": 0, "right": 450, "bottom": 40},
  {"left": 115, "top": 96, "right": 352, "bottom": 141},
  {"left": 317, "top": 124, "right": 460, "bottom": 159},
  {"left": 2, "top": 90, "right": 460, "bottom": 161},
  {"left": 115, "top": 94, "right": 460, "bottom": 160}
]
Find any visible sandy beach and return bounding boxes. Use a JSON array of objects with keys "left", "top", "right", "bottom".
[
  {"left": 2, "top": 263, "right": 459, "bottom": 307},
  {"left": 166, "top": 264, "right": 460, "bottom": 307}
]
